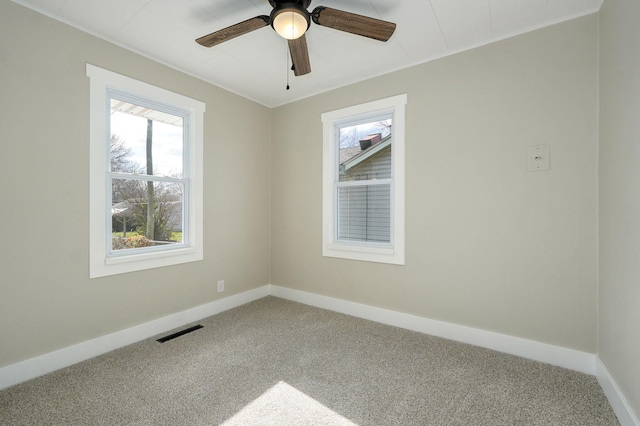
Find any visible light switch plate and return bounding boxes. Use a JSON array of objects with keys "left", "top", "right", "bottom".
[{"left": 526, "top": 145, "right": 550, "bottom": 171}]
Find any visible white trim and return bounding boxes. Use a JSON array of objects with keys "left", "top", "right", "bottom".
[
  {"left": 269, "top": 285, "right": 596, "bottom": 375},
  {"left": 596, "top": 356, "right": 640, "bottom": 426},
  {"left": 322, "top": 94, "right": 406, "bottom": 265},
  {"left": 86, "top": 64, "right": 205, "bottom": 278},
  {"left": 0, "top": 286, "right": 269, "bottom": 390}
]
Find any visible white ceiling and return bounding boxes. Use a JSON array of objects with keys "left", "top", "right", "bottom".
[{"left": 14, "top": 0, "right": 602, "bottom": 107}]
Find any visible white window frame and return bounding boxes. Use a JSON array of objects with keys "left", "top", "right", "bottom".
[
  {"left": 87, "top": 64, "right": 205, "bottom": 278},
  {"left": 322, "top": 94, "right": 406, "bottom": 265}
]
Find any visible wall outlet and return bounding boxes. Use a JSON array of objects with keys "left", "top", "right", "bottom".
[{"left": 217, "top": 280, "right": 224, "bottom": 293}]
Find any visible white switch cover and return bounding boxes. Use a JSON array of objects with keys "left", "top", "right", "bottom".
[{"left": 526, "top": 145, "right": 550, "bottom": 171}]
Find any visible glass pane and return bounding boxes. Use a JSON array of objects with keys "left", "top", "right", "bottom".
[
  {"left": 338, "top": 118, "right": 392, "bottom": 182},
  {"left": 112, "top": 179, "right": 184, "bottom": 251},
  {"left": 337, "top": 184, "right": 390, "bottom": 243},
  {"left": 110, "top": 98, "right": 184, "bottom": 178}
]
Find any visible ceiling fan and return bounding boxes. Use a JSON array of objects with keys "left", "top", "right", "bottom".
[{"left": 196, "top": 0, "right": 396, "bottom": 77}]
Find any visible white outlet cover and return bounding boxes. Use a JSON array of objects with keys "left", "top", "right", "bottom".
[{"left": 526, "top": 145, "right": 550, "bottom": 171}]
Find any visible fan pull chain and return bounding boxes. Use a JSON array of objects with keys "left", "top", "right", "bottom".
[{"left": 285, "top": 40, "right": 290, "bottom": 90}]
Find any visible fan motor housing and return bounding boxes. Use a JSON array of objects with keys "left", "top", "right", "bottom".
[
  {"left": 269, "top": 2, "right": 311, "bottom": 36},
  {"left": 268, "top": 0, "right": 311, "bottom": 8}
]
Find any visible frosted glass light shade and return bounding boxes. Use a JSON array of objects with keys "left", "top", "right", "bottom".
[{"left": 273, "top": 9, "right": 308, "bottom": 40}]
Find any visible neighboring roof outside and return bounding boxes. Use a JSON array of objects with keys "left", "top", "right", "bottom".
[
  {"left": 341, "top": 134, "right": 392, "bottom": 171},
  {"left": 339, "top": 146, "right": 362, "bottom": 164}
]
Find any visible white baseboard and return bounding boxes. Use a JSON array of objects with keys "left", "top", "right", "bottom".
[
  {"left": 268, "top": 285, "right": 596, "bottom": 375},
  {"left": 0, "top": 284, "right": 616, "bottom": 398},
  {"left": 596, "top": 356, "right": 640, "bottom": 426},
  {"left": 0, "top": 285, "right": 270, "bottom": 390}
]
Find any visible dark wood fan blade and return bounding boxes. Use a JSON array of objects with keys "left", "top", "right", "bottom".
[
  {"left": 288, "top": 34, "right": 311, "bottom": 76},
  {"left": 196, "top": 16, "right": 270, "bottom": 47},
  {"left": 312, "top": 7, "right": 396, "bottom": 42}
]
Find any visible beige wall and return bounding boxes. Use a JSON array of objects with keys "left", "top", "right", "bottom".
[
  {"left": 271, "top": 15, "right": 599, "bottom": 352},
  {"left": 0, "top": 0, "right": 612, "bottom": 373},
  {"left": 0, "top": 1, "right": 271, "bottom": 367},
  {"left": 599, "top": 0, "right": 640, "bottom": 417}
]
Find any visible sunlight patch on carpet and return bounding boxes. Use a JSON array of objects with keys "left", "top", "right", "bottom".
[{"left": 221, "top": 381, "right": 358, "bottom": 425}]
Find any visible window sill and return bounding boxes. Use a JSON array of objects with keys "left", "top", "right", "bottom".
[
  {"left": 91, "top": 246, "right": 202, "bottom": 278},
  {"left": 323, "top": 242, "right": 404, "bottom": 265},
  {"left": 105, "top": 246, "right": 195, "bottom": 265}
]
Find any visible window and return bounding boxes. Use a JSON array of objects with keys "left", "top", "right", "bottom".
[
  {"left": 322, "top": 94, "right": 406, "bottom": 265},
  {"left": 87, "top": 64, "right": 205, "bottom": 278}
]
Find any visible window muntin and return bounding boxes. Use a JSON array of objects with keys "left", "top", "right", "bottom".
[
  {"left": 87, "top": 64, "right": 204, "bottom": 278},
  {"left": 322, "top": 94, "right": 406, "bottom": 265}
]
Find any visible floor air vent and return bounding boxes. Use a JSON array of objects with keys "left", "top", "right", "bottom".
[{"left": 157, "top": 325, "right": 203, "bottom": 343}]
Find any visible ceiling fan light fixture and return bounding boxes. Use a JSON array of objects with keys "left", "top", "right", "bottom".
[{"left": 271, "top": 5, "right": 309, "bottom": 40}]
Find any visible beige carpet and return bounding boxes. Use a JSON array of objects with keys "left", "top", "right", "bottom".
[{"left": 0, "top": 296, "right": 619, "bottom": 425}]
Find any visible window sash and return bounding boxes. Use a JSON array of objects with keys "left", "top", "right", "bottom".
[
  {"left": 108, "top": 89, "right": 189, "bottom": 179},
  {"left": 107, "top": 173, "right": 190, "bottom": 257},
  {"left": 335, "top": 179, "right": 392, "bottom": 244},
  {"left": 106, "top": 93, "right": 190, "bottom": 257},
  {"left": 334, "top": 114, "right": 394, "bottom": 247}
]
